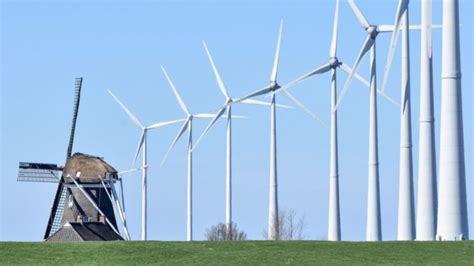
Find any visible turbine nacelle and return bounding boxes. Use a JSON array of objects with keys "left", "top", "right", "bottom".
[{"left": 224, "top": 97, "right": 233, "bottom": 106}]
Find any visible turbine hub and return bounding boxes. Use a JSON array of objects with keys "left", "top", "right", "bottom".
[
  {"left": 270, "top": 82, "right": 279, "bottom": 91},
  {"left": 329, "top": 57, "right": 340, "bottom": 68},
  {"left": 367, "top": 25, "right": 378, "bottom": 39}
]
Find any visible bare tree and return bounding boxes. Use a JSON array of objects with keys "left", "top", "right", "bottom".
[
  {"left": 263, "top": 209, "right": 306, "bottom": 240},
  {"left": 205, "top": 222, "right": 247, "bottom": 241}
]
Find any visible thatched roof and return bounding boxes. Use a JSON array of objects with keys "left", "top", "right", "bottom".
[{"left": 62, "top": 153, "right": 117, "bottom": 184}]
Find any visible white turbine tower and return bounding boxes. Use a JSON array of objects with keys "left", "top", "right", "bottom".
[
  {"left": 192, "top": 41, "right": 289, "bottom": 234},
  {"left": 108, "top": 90, "right": 184, "bottom": 240},
  {"left": 160, "top": 66, "right": 217, "bottom": 241},
  {"left": 416, "top": 0, "right": 438, "bottom": 241},
  {"left": 334, "top": 0, "right": 405, "bottom": 241},
  {"left": 378, "top": 0, "right": 416, "bottom": 241},
  {"left": 232, "top": 20, "right": 322, "bottom": 240},
  {"left": 437, "top": 0, "right": 469, "bottom": 241}
]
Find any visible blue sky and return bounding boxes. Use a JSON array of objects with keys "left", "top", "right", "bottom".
[{"left": 1, "top": 0, "right": 472, "bottom": 241}]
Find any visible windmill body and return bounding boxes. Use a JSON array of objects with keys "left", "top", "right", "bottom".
[{"left": 17, "top": 78, "right": 128, "bottom": 241}]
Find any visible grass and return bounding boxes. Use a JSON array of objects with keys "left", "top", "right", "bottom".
[{"left": 1, "top": 240, "right": 473, "bottom": 265}]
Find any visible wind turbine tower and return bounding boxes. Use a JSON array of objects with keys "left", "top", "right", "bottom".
[
  {"left": 397, "top": 2, "right": 416, "bottom": 241},
  {"left": 437, "top": 0, "right": 469, "bottom": 241},
  {"left": 417, "top": 0, "right": 437, "bottom": 241}
]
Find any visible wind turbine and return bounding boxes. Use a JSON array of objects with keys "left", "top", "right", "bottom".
[
  {"left": 370, "top": 0, "right": 415, "bottom": 241},
  {"left": 333, "top": 0, "right": 406, "bottom": 241},
  {"left": 108, "top": 90, "right": 184, "bottom": 240},
  {"left": 437, "top": 0, "right": 469, "bottom": 241},
  {"left": 192, "top": 41, "right": 290, "bottom": 235},
  {"left": 273, "top": 0, "right": 395, "bottom": 241},
  {"left": 231, "top": 20, "right": 322, "bottom": 240},
  {"left": 160, "top": 66, "right": 218, "bottom": 241}
]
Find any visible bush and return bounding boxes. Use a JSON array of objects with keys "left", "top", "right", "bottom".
[{"left": 205, "top": 222, "right": 247, "bottom": 241}]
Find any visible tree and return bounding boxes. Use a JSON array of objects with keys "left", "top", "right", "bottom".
[
  {"left": 205, "top": 222, "right": 247, "bottom": 241},
  {"left": 263, "top": 209, "right": 306, "bottom": 240}
]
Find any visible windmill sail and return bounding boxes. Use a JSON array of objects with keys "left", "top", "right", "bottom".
[
  {"left": 44, "top": 77, "right": 83, "bottom": 239},
  {"left": 17, "top": 162, "right": 61, "bottom": 183},
  {"left": 66, "top": 78, "right": 82, "bottom": 160},
  {"left": 43, "top": 183, "right": 67, "bottom": 238}
]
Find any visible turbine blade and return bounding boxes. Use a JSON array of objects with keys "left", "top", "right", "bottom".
[
  {"left": 233, "top": 85, "right": 273, "bottom": 104},
  {"left": 202, "top": 41, "right": 229, "bottom": 99},
  {"left": 348, "top": 0, "right": 370, "bottom": 30},
  {"left": 281, "top": 89, "right": 325, "bottom": 127},
  {"left": 147, "top": 118, "right": 185, "bottom": 130},
  {"left": 377, "top": 24, "right": 441, "bottom": 32},
  {"left": 118, "top": 168, "right": 142, "bottom": 176},
  {"left": 241, "top": 98, "right": 292, "bottom": 109},
  {"left": 161, "top": 120, "right": 189, "bottom": 166},
  {"left": 330, "top": 0, "right": 340, "bottom": 57},
  {"left": 161, "top": 66, "right": 191, "bottom": 115},
  {"left": 270, "top": 19, "right": 284, "bottom": 84},
  {"left": 132, "top": 130, "right": 146, "bottom": 168},
  {"left": 335, "top": 35, "right": 374, "bottom": 111},
  {"left": 278, "top": 63, "right": 332, "bottom": 93},
  {"left": 192, "top": 107, "right": 227, "bottom": 151},
  {"left": 377, "top": 90, "right": 400, "bottom": 106},
  {"left": 377, "top": 25, "right": 395, "bottom": 32},
  {"left": 108, "top": 90, "right": 144, "bottom": 128},
  {"left": 380, "top": 0, "right": 409, "bottom": 94},
  {"left": 193, "top": 113, "right": 217, "bottom": 119},
  {"left": 339, "top": 62, "right": 370, "bottom": 87}
]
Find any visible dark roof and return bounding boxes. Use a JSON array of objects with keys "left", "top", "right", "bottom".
[
  {"left": 46, "top": 222, "right": 123, "bottom": 241},
  {"left": 46, "top": 223, "right": 83, "bottom": 241}
]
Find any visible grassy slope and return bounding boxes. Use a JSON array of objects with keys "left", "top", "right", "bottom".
[{"left": 1, "top": 241, "right": 473, "bottom": 265}]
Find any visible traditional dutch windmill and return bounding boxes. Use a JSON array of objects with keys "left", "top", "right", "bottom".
[{"left": 17, "top": 78, "right": 129, "bottom": 241}]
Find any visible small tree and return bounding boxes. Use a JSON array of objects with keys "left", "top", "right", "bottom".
[
  {"left": 205, "top": 222, "right": 247, "bottom": 241},
  {"left": 263, "top": 209, "right": 306, "bottom": 240}
]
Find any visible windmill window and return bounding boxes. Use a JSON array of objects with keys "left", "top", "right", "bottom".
[{"left": 68, "top": 195, "right": 73, "bottom": 208}]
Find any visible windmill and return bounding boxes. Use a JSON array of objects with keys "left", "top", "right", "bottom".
[
  {"left": 17, "top": 78, "right": 129, "bottom": 241},
  {"left": 108, "top": 90, "right": 184, "bottom": 241},
  {"left": 160, "top": 65, "right": 219, "bottom": 241},
  {"left": 192, "top": 41, "right": 290, "bottom": 236},
  {"left": 231, "top": 20, "right": 324, "bottom": 240}
]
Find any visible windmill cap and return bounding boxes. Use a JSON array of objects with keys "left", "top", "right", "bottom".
[{"left": 62, "top": 153, "right": 117, "bottom": 184}]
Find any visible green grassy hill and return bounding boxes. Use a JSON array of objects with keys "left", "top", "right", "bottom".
[{"left": 1, "top": 241, "right": 473, "bottom": 265}]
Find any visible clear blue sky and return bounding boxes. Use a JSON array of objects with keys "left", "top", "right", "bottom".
[{"left": 1, "top": 0, "right": 472, "bottom": 241}]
